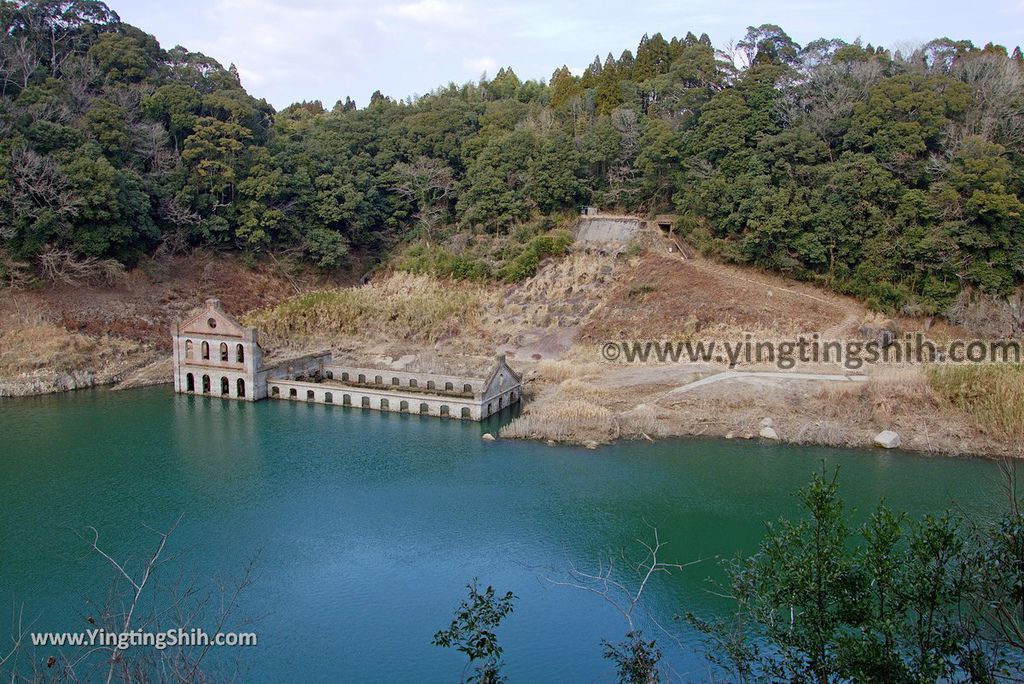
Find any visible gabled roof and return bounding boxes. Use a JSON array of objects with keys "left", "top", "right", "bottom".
[
  {"left": 482, "top": 355, "right": 522, "bottom": 390},
  {"left": 176, "top": 299, "right": 252, "bottom": 339}
]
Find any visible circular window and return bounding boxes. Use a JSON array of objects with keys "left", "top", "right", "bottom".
[{"left": 208, "top": 318, "right": 217, "bottom": 329}]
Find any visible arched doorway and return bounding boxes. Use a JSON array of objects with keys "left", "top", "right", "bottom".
[
  {"left": 237, "top": 378, "right": 245, "bottom": 397},
  {"left": 220, "top": 377, "right": 229, "bottom": 395},
  {"left": 186, "top": 373, "right": 195, "bottom": 392},
  {"left": 202, "top": 375, "right": 211, "bottom": 394}
]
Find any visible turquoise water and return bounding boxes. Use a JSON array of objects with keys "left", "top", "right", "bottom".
[{"left": 0, "top": 386, "right": 1002, "bottom": 681}]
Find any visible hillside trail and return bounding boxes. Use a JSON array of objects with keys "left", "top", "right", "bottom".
[{"left": 663, "top": 230, "right": 865, "bottom": 339}]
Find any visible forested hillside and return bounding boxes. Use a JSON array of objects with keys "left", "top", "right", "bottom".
[{"left": 1, "top": 1, "right": 1022, "bottom": 318}]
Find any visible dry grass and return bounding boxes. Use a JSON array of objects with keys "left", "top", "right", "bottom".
[
  {"left": 500, "top": 376, "right": 661, "bottom": 444},
  {"left": 535, "top": 359, "right": 590, "bottom": 382},
  {"left": 815, "top": 368, "right": 940, "bottom": 425},
  {"left": 927, "top": 364, "right": 1024, "bottom": 441},
  {"left": 501, "top": 399, "right": 615, "bottom": 443},
  {"left": 0, "top": 322, "right": 142, "bottom": 375},
  {"left": 243, "top": 273, "right": 487, "bottom": 346}
]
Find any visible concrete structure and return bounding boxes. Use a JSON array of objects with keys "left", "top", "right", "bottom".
[
  {"left": 575, "top": 216, "right": 641, "bottom": 243},
  {"left": 172, "top": 298, "right": 522, "bottom": 420}
]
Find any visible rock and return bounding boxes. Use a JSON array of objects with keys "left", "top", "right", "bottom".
[
  {"left": 584, "top": 441, "right": 599, "bottom": 450},
  {"left": 481, "top": 433, "right": 495, "bottom": 441},
  {"left": 759, "top": 417, "right": 774, "bottom": 428},
  {"left": 545, "top": 440, "right": 556, "bottom": 446},
  {"left": 759, "top": 426, "right": 780, "bottom": 440},
  {"left": 724, "top": 432, "right": 734, "bottom": 440},
  {"left": 874, "top": 430, "right": 901, "bottom": 449}
]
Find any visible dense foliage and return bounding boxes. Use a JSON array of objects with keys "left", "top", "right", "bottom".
[
  {"left": 2, "top": 2, "right": 1022, "bottom": 313},
  {"left": 689, "top": 467, "right": 1024, "bottom": 683}
]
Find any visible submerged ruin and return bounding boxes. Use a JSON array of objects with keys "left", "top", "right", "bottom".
[{"left": 171, "top": 298, "right": 522, "bottom": 421}]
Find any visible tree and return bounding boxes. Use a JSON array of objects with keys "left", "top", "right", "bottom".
[
  {"left": 691, "top": 467, "right": 1024, "bottom": 682},
  {"left": 547, "top": 528, "right": 700, "bottom": 684},
  {"left": 392, "top": 156, "right": 456, "bottom": 242},
  {"left": 432, "top": 580, "right": 516, "bottom": 684}
]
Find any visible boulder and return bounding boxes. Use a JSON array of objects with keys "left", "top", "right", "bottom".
[
  {"left": 759, "top": 426, "right": 780, "bottom": 440},
  {"left": 481, "top": 433, "right": 495, "bottom": 442},
  {"left": 759, "top": 417, "right": 774, "bottom": 428},
  {"left": 874, "top": 430, "right": 901, "bottom": 449}
]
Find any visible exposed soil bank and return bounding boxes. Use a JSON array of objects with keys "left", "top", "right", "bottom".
[{"left": 3, "top": 238, "right": 1020, "bottom": 459}]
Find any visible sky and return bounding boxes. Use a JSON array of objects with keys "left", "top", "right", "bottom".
[{"left": 112, "top": 0, "right": 1024, "bottom": 110}]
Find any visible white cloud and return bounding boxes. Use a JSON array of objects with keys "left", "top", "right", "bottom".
[
  {"left": 383, "top": 0, "right": 474, "bottom": 29},
  {"left": 462, "top": 56, "right": 496, "bottom": 75}
]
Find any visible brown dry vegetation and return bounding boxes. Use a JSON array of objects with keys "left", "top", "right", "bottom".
[
  {"left": 0, "top": 250, "right": 351, "bottom": 396},
  {"left": 0, "top": 313, "right": 155, "bottom": 396},
  {"left": 4, "top": 226, "right": 1023, "bottom": 459},
  {"left": 580, "top": 251, "right": 856, "bottom": 341},
  {"left": 926, "top": 365, "right": 1024, "bottom": 442},
  {"left": 242, "top": 273, "right": 490, "bottom": 348}
]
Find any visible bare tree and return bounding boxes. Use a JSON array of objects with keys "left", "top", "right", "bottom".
[
  {"left": 36, "top": 246, "right": 126, "bottom": 286},
  {"left": 392, "top": 157, "right": 456, "bottom": 243},
  {"left": 0, "top": 517, "right": 259, "bottom": 683},
  {"left": 6, "top": 147, "right": 80, "bottom": 241},
  {"left": 545, "top": 527, "right": 703, "bottom": 682},
  {"left": 0, "top": 36, "right": 39, "bottom": 96}
]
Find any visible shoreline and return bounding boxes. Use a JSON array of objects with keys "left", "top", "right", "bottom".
[{"left": 3, "top": 356, "right": 1020, "bottom": 461}]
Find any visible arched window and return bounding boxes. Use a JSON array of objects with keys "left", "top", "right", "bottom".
[
  {"left": 510, "top": 391, "right": 516, "bottom": 402},
  {"left": 391, "top": 377, "right": 400, "bottom": 386},
  {"left": 201, "top": 342, "right": 210, "bottom": 360},
  {"left": 498, "top": 397, "right": 504, "bottom": 409},
  {"left": 324, "top": 392, "right": 333, "bottom": 404},
  {"left": 307, "top": 389, "right": 315, "bottom": 401},
  {"left": 400, "top": 400, "right": 409, "bottom": 412},
  {"left": 374, "top": 375, "right": 383, "bottom": 385},
  {"left": 487, "top": 402, "right": 493, "bottom": 415},
  {"left": 445, "top": 381, "right": 454, "bottom": 391},
  {"left": 289, "top": 388, "right": 297, "bottom": 398},
  {"left": 461, "top": 407, "right": 471, "bottom": 418},
  {"left": 237, "top": 378, "right": 246, "bottom": 397},
  {"left": 342, "top": 372, "right": 349, "bottom": 381},
  {"left": 409, "top": 379, "right": 418, "bottom": 388},
  {"left": 463, "top": 383, "right": 472, "bottom": 393},
  {"left": 272, "top": 386, "right": 280, "bottom": 397},
  {"left": 202, "top": 375, "right": 211, "bottom": 394},
  {"left": 185, "top": 340, "right": 194, "bottom": 359},
  {"left": 358, "top": 374, "right": 366, "bottom": 383},
  {"left": 343, "top": 394, "right": 352, "bottom": 405},
  {"left": 419, "top": 403, "right": 429, "bottom": 414},
  {"left": 427, "top": 380, "right": 436, "bottom": 390},
  {"left": 361, "top": 396, "right": 370, "bottom": 407},
  {"left": 186, "top": 373, "right": 195, "bottom": 391},
  {"left": 220, "top": 343, "right": 228, "bottom": 362},
  {"left": 440, "top": 405, "right": 450, "bottom": 417},
  {"left": 236, "top": 344, "right": 244, "bottom": 363},
  {"left": 380, "top": 398, "right": 389, "bottom": 410},
  {"left": 221, "top": 377, "right": 229, "bottom": 395}
]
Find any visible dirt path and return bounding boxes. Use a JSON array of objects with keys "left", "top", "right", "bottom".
[{"left": 662, "top": 369, "right": 867, "bottom": 397}]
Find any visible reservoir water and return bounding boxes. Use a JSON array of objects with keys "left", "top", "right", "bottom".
[{"left": 0, "top": 386, "right": 1002, "bottom": 681}]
